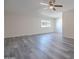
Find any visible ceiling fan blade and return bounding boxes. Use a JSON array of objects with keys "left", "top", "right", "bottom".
[
  {"left": 40, "top": 3, "right": 48, "bottom": 6},
  {"left": 54, "top": 5, "right": 63, "bottom": 7}
]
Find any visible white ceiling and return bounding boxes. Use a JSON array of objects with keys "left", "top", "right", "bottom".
[{"left": 5, "top": 0, "right": 74, "bottom": 17}]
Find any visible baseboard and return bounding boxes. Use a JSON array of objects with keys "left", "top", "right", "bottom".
[
  {"left": 64, "top": 37, "right": 74, "bottom": 40},
  {"left": 5, "top": 32, "right": 56, "bottom": 39}
]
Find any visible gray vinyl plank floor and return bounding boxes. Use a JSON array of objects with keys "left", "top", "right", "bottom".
[{"left": 4, "top": 33, "right": 74, "bottom": 59}]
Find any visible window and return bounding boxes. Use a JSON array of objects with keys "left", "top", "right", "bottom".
[{"left": 41, "top": 20, "right": 51, "bottom": 27}]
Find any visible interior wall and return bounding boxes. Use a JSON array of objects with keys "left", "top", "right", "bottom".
[
  {"left": 5, "top": 14, "right": 56, "bottom": 38},
  {"left": 63, "top": 9, "right": 74, "bottom": 39}
]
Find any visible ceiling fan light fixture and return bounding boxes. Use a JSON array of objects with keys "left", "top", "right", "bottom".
[{"left": 49, "top": 6, "right": 53, "bottom": 9}]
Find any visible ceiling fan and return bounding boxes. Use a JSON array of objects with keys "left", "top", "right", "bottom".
[{"left": 40, "top": 0, "right": 63, "bottom": 11}]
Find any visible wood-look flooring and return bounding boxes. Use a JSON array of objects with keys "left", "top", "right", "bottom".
[{"left": 4, "top": 33, "right": 74, "bottom": 59}]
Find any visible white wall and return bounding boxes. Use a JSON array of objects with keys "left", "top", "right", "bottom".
[
  {"left": 63, "top": 9, "right": 74, "bottom": 39},
  {"left": 5, "top": 14, "right": 56, "bottom": 38}
]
